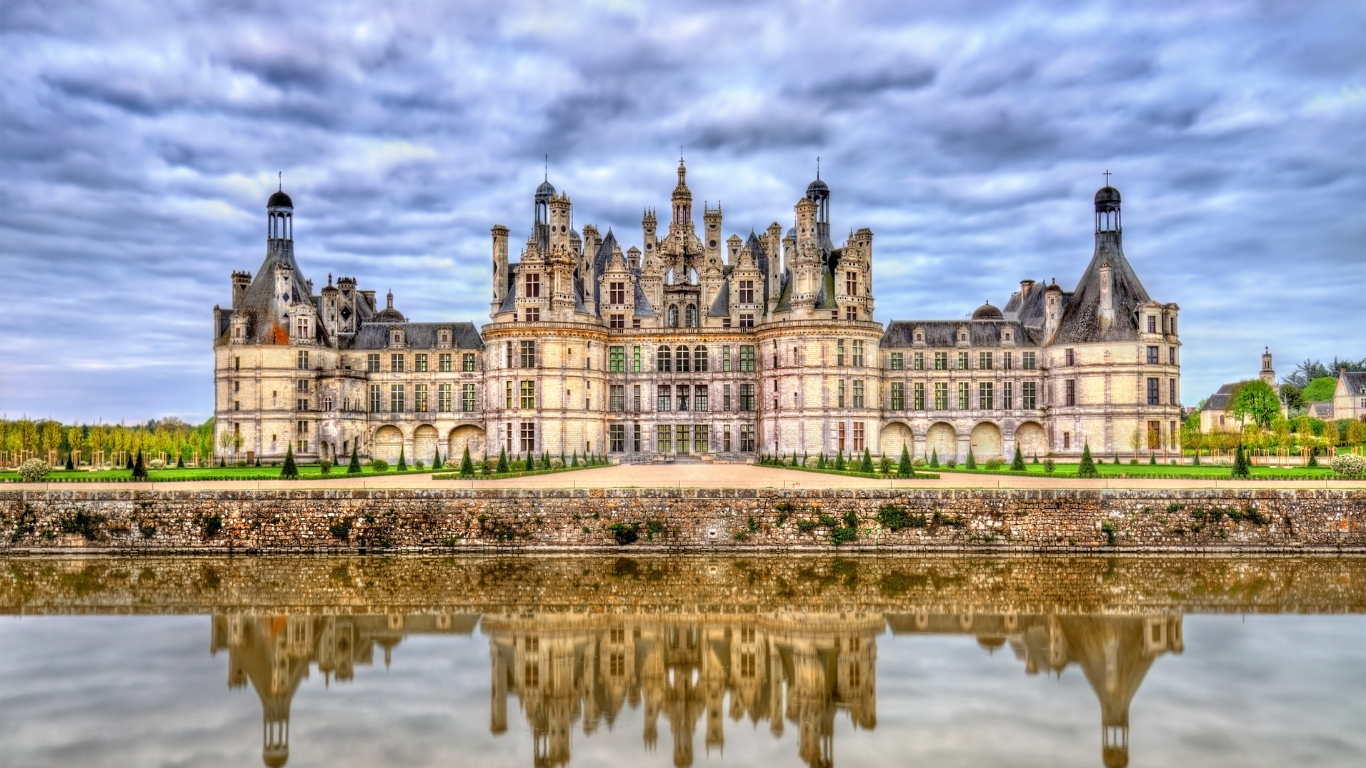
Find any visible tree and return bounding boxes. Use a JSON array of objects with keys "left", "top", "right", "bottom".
[
  {"left": 432, "top": 446, "right": 442, "bottom": 469},
  {"left": 817, "top": 453, "right": 826, "bottom": 469},
  {"left": 834, "top": 451, "right": 845, "bottom": 471},
  {"left": 965, "top": 447, "right": 976, "bottom": 470},
  {"left": 348, "top": 445, "right": 362, "bottom": 473},
  {"left": 497, "top": 448, "right": 509, "bottom": 473},
  {"left": 1077, "top": 444, "right": 1099, "bottom": 478},
  {"left": 397, "top": 447, "right": 407, "bottom": 472},
  {"left": 460, "top": 446, "right": 474, "bottom": 476},
  {"left": 860, "top": 448, "right": 873, "bottom": 473},
  {"left": 132, "top": 449, "right": 148, "bottom": 480},
  {"left": 1129, "top": 429, "right": 1143, "bottom": 460},
  {"left": 899, "top": 445, "right": 913, "bottom": 477},
  {"left": 280, "top": 444, "right": 299, "bottom": 479},
  {"left": 1232, "top": 379, "right": 1281, "bottom": 429},
  {"left": 1279, "top": 382, "right": 1306, "bottom": 413},
  {"left": 1347, "top": 420, "right": 1366, "bottom": 447},
  {"left": 1231, "top": 442, "right": 1250, "bottom": 478},
  {"left": 571, "top": 450, "right": 579, "bottom": 467},
  {"left": 1011, "top": 445, "right": 1026, "bottom": 471},
  {"left": 525, "top": 452, "right": 535, "bottom": 471},
  {"left": 1301, "top": 377, "right": 1338, "bottom": 403},
  {"left": 930, "top": 449, "right": 939, "bottom": 468}
]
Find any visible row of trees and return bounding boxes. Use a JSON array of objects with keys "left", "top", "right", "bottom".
[{"left": 0, "top": 417, "right": 217, "bottom": 465}]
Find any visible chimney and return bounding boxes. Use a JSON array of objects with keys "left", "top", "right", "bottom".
[
  {"left": 1098, "top": 261, "right": 1114, "bottom": 332},
  {"left": 1045, "top": 278, "right": 1063, "bottom": 341},
  {"left": 232, "top": 271, "right": 252, "bottom": 309},
  {"left": 1019, "top": 279, "right": 1035, "bottom": 302}
]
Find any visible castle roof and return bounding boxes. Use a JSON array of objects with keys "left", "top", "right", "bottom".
[
  {"left": 1052, "top": 231, "right": 1151, "bottom": 344},
  {"left": 342, "top": 322, "right": 483, "bottom": 350}
]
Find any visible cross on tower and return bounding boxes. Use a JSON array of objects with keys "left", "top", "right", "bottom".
[
  {"left": 278, "top": 171, "right": 282, "bottom": 191},
  {"left": 1103, "top": 169, "right": 1112, "bottom": 186}
]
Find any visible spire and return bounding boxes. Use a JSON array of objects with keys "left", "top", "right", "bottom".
[{"left": 386, "top": 290, "right": 393, "bottom": 309}]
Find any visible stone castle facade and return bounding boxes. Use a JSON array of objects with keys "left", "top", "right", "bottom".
[{"left": 213, "top": 163, "right": 1182, "bottom": 464}]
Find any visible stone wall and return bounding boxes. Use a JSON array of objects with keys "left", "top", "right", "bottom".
[{"left": 1, "top": 488, "right": 1362, "bottom": 553}]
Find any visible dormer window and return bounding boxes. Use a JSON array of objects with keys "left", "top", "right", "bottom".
[
  {"left": 1004, "top": 331, "right": 1012, "bottom": 341},
  {"left": 295, "top": 318, "right": 309, "bottom": 339},
  {"left": 1147, "top": 315, "right": 1157, "bottom": 333},
  {"left": 439, "top": 330, "right": 451, "bottom": 345},
  {"left": 915, "top": 333, "right": 922, "bottom": 342},
  {"left": 390, "top": 329, "right": 404, "bottom": 346}
]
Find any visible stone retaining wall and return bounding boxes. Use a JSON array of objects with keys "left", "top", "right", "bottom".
[{"left": 2, "top": 488, "right": 1362, "bottom": 553}]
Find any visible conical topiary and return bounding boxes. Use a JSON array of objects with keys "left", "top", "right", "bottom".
[
  {"left": 65, "top": 453, "right": 75, "bottom": 471},
  {"left": 219, "top": 456, "right": 226, "bottom": 468},
  {"left": 899, "top": 445, "right": 913, "bottom": 477},
  {"left": 1231, "top": 443, "right": 1250, "bottom": 479},
  {"left": 397, "top": 447, "right": 407, "bottom": 472},
  {"left": 1078, "top": 443, "right": 1099, "bottom": 478},
  {"left": 930, "top": 449, "right": 939, "bottom": 468},
  {"left": 127, "top": 453, "right": 135, "bottom": 470},
  {"left": 132, "top": 449, "right": 148, "bottom": 480},
  {"left": 348, "top": 445, "right": 362, "bottom": 473},
  {"left": 525, "top": 452, "right": 535, "bottom": 471},
  {"left": 1307, "top": 451, "right": 1318, "bottom": 468},
  {"left": 460, "top": 446, "right": 474, "bottom": 476},
  {"left": 861, "top": 448, "right": 874, "bottom": 473},
  {"left": 1150, "top": 452, "right": 1157, "bottom": 465},
  {"left": 281, "top": 444, "right": 299, "bottom": 479},
  {"left": 1193, "top": 450, "right": 1201, "bottom": 466},
  {"left": 966, "top": 448, "right": 977, "bottom": 470},
  {"left": 834, "top": 450, "right": 845, "bottom": 471},
  {"left": 571, "top": 450, "right": 579, "bottom": 467},
  {"left": 1032, "top": 452, "right": 1039, "bottom": 465},
  {"left": 1011, "top": 446, "right": 1026, "bottom": 472},
  {"left": 175, "top": 453, "right": 184, "bottom": 469},
  {"left": 497, "top": 448, "right": 509, "bottom": 473},
  {"left": 432, "top": 446, "right": 441, "bottom": 470},
  {"left": 817, "top": 453, "right": 826, "bottom": 469}
]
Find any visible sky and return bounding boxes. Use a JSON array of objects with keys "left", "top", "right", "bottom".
[{"left": 0, "top": 0, "right": 1362, "bottom": 424}]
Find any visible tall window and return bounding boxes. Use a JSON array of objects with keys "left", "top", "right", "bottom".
[
  {"left": 520, "top": 423, "right": 535, "bottom": 453},
  {"left": 979, "top": 352, "right": 992, "bottom": 370},
  {"left": 694, "top": 425, "right": 708, "bottom": 453},
  {"left": 1065, "top": 348, "right": 1075, "bottom": 367},
  {"left": 853, "top": 380, "right": 865, "bottom": 408},
  {"left": 890, "top": 382, "right": 905, "bottom": 410},
  {"left": 370, "top": 384, "right": 382, "bottom": 412},
  {"left": 505, "top": 380, "right": 513, "bottom": 409},
  {"left": 722, "top": 346, "right": 732, "bottom": 372},
  {"left": 632, "top": 384, "right": 641, "bottom": 412},
  {"left": 657, "top": 385, "right": 672, "bottom": 411},
  {"left": 934, "top": 352, "right": 947, "bottom": 370},
  {"left": 739, "top": 345, "right": 755, "bottom": 372},
  {"left": 694, "top": 386, "right": 708, "bottom": 412},
  {"left": 667, "top": 305, "right": 678, "bottom": 327},
  {"left": 610, "top": 385, "right": 624, "bottom": 412},
  {"left": 525, "top": 273, "right": 540, "bottom": 298},
  {"left": 723, "top": 424, "right": 732, "bottom": 452},
  {"left": 520, "top": 341, "right": 536, "bottom": 368},
  {"left": 1002, "top": 381, "right": 1013, "bottom": 409},
  {"left": 676, "top": 346, "right": 690, "bottom": 373},
  {"left": 415, "top": 383, "right": 428, "bottom": 412},
  {"left": 853, "top": 340, "right": 864, "bottom": 367},
  {"left": 739, "top": 313, "right": 754, "bottom": 328},
  {"left": 609, "top": 424, "right": 625, "bottom": 452},
  {"left": 297, "top": 351, "right": 309, "bottom": 370},
  {"left": 520, "top": 381, "right": 536, "bottom": 409},
  {"left": 935, "top": 382, "right": 948, "bottom": 410},
  {"left": 1065, "top": 379, "right": 1077, "bottom": 406},
  {"left": 957, "top": 382, "right": 969, "bottom": 409},
  {"left": 738, "top": 280, "right": 754, "bottom": 304},
  {"left": 391, "top": 353, "right": 405, "bottom": 372},
  {"left": 1147, "top": 346, "right": 1159, "bottom": 364},
  {"left": 890, "top": 352, "right": 903, "bottom": 371},
  {"left": 723, "top": 384, "right": 732, "bottom": 411},
  {"left": 610, "top": 314, "right": 624, "bottom": 330},
  {"left": 415, "top": 353, "right": 428, "bottom": 372},
  {"left": 739, "top": 424, "right": 755, "bottom": 452},
  {"left": 978, "top": 382, "right": 993, "bottom": 410},
  {"left": 631, "top": 346, "right": 641, "bottom": 372},
  {"left": 633, "top": 424, "right": 641, "bottom": 452},
  {"left": 1022, "top": 381, "right": 1036, "bottom": 409},
  {"left": 838, "top": 380, "right": 846, "bottom": 407},
  {"left": 1002, "top": 352, "right": 1013, "bottom": 370},
  {"left": 609, "top": 346, "right": 624, "bottom": 372},
  {"left": 837, "top": 340, "right": 846, "bottom": 366},
  {"left": 676, "top": 385, "right": 689, "bottom": 411},
  {"left": 1170, "top": 378, "right": 1177, "bottom": 406},
  {"left": 390, "top": 384, "right": 405, "bottom": 412},
  {"left": 739, "top": 383, "right": 755, "bottom": 411},
  {"left": 914, "top": 382, "right": 925, "bottom": 410},
  {"left": 837, "top": 422, "right": 846, "bottom": 452},
  {"left": 694, "top": 346, "right": 708, "bottom": 372},
  {"left": 1022, "top": 351, "right": 1036, "bottom": 370},
  {"left": 845, "top": 306, "right": 858, "bottom": 321},
  {"left": 657, "top": 346, "right": 672, "bottom": 372},
  {"left": 1147, "top": 315, "right": 1157, "bottom": 333},
  {"left": 367, "top": 353, "right": 380, "bottom": 372},
  {"left": 462, "top": 383, "right": 475, "bottom": 412},
  {"left": 609, "top": 281, "right": 625, "bottom": 304},
  {"left": 846, "top": 271, "right": 858, "bottom": 296},
  {"left": 439, "top": 353, "right": 452, "bottom": 372},
  {"left": 657, "top": 425, "right": 672, "bottom": 452},
  {"left": 463, "top": 353, "right": 476, "bottom": 372},
  {"left": 914, "top": 352, "right": 925, "bottom": 370},
  {"left": 676, "top": 425, "right": 690, "bottom": 454},
  {"left": 958, "top": 351, "right": 969, "bottom": 370},
  {"left": 1148, "top": 377, "right": 1160, "bottom": 405},
  {"left": 686, "top": 304, "right": 697, "bottom": 327},
  {"left": 853, "top": 422, "right": 865, "bottom": 452}
]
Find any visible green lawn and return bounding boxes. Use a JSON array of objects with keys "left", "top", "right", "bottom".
[
  {"left": 928, "top": 461, "right": 1334, "bottom": 480},
  {"left": 0, "top": 465, "right": 439, "bottom": 482}
]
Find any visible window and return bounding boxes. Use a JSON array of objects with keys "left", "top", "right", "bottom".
[
  {"left": 853, "top": 340, "right": 865, "bottom": 367},
  {"left": 632, "top": 384, "right": 641, "bottom": 412},
  {"left": 657, "top": 425, "right": 671, "bottom": 452},
  {"left": 657, "top": 346, "right": 672, "bottom": 372},
  {"left": 740, "top": 424, "right": 755, "bottom": 452},
  {"left": 520, "top": 341, "right": 536, "bottom": 368},
  {"left": 609, "top": 346, "right": 624, "bottom": 372},
  {"left": 390, "top": 384, "right": 405, "bottom": 412},
  {"left": 676, "top": 384, "right": 689, "bottom": 411},
  {"left": 722, "top": 318, "right": 731, "bottom": 329},
  {"left": 957, "top": 382, "right": 969, "bottom": 409},
  {"left": 853, "top": 380, "right": 865, "bottom": 408},
  {"left": 846, "top": 271, "right": 858, "bottom": 296},
  {"left": 853, "top": 422, "right": 865, "bottom": 452},
  {"left": 837, "top": 422, "right": 846, "bottom": 452},
  {"left": 935, "top": 382, "right": 948, "bottom": 410},
  {"left": 694, "top": 346, "right": 708, "bottom": 372},
  {"left": 459, "top": 352, "right": 474, "bottom": 372},
  {"left": 838, "top": 380, "right": 846, "bottom": 407},
  {"left": 1063, "top": 432, "right": 1071, "bottom": 450},
  {"left": 520, "top": 381, "right": 536, "bottom": 409},
  {"left": 694, "top": 425, "right": 708, "bottom": 453},
  {"left": 234, "top": 356, "right": 241, "bottom": 371},
  {"left": 367, "top": 353, "right": 380, "bottom": 372},
  {"left": 412, "top": 353, "right": 426, "bottom": 372},
  {"left": 739, "top": 345, "right": 755, "bottom": 372},
  {"left": 520, "top": 422, "right": 535, "bottom": 453},
  {"left": 1003, "top": 352, "right": 1013, "bottom": 370},
  {"left": 370, "top": 384, "right": 382, "bottom": 411},
  {"left": 1147, "top": 315, "right": 1157, "bottom": 333},
  {"left": 439, "top": 353, "right": 452, "bottom": 372},
  {"left": 297, "top": 379, "right": 309, "bottom": 392},
  {"left": 1065, "top": 379, "right": 1076, "bottom": 406},
  {"left": 845, "top": 306, "right": 859, "bottom": 321},
  {"left": 296, "top": 421, "right": 309, "bottom": 437},
  {"left": 462, "top": 383, "right": 475, "bottom": 412},
  {"left": 297, "top": 351, "right": 309, "bottom": 370},
  {"left": 914, "top": 382, "right": 926, "bottom": 410},
  {"left": 439, "top": 329, "right": 451, "bottom": 346},
  {"left": 686, "top": 304, "right": 697, "bottom": 327},
  {"left": 739, "top": 280, "right": 755, "bottom": 304},
  {"left": 657, "top": 385, "right": 671, "bottom": 411},
  {"left": 525, "top": 272, "right": 540, "bottom": 298},
  {"left": 958, "top": 351, "right": 969, "bottom": 370},
  {"left": 1022, "top": 351, "right": 1036, "bottom": 370},
  {"left": 1169, "top": 347, "right": 1176, "bottom": 365},
  {"left": 891, "top": 382, "right": 905, "bottom": 410},
  {"left": 633, "top": 424, "right": 641, "bottom": 452},
  {"left": 1147, "top": 346, "right": 1159, "bottom": 365},
  {"left": 295, "top": 317, "right": 309, "bottom": 340},
  {"left": 506, "top": 423, "right": 513, "bottom": 452},
  {"left": 723, "top": 424, "right": 732, "bottom": 452},
  {"left": 505, "top": 380, "right": 513, "bottom": 409},
  {"left": 667, "top": 305, "right": 678, "bottom": 327},
  {"left": 739, "top": 383, "right": 756, "bottom": 411},
  {"left": 609, "top": 281, "right": 625, "bottom": 304},
  {"left": 914, "top": 352, "right": 925, "bottom": 370},
  {"left": 610, "top": 314, "right": 624, "bottom": 329},
  {"left": 694, "top": 386, "right": 708, "bottom": 412},
  {"left": 610, "top": 385, "right": 624, "bottom": 412},
  {"left": 1147, "top": 377, "right": 1160, "bottom": 406},
  {"left": 1022, "top": 381, "right": 1036, "bottom": 409},
  {"left": 676, "top": 346, "right": 690, "bottom": 373},
  {"left": 837, "top": 340, "right": 846, "bottom": 366},
  {"left": 297, "top": 398, "right": 309, "bottom": 411},
  {"left": 391, "top": 353, "right": 405, "bottom": 372},
  {"left": 1170, "top": 378, "right": 1177, "bottom": 406},
  {"left": 722, "top": 346, "right": 732, "bottom": 372},
  {"left": 978, "top": 382, "right": 993, "bottom": 410},
  {"left": 1065, "top": 349, "right": 1075, "bottom": 367},
  {"left": 609, "top": 424, "right": 625, "bottom": 452},
  {"left": 890, "top": 352, "right": 903, "bottom": 371},
  {"left": 415, "top": 383, "right": 428, "bottom": 412},
  {"left": 522, "top": 307, "right": 541, "bottom": 322},
  {"left": 979, "top": 352, "right": 993, "bottom": 370},
  {"left": 739, "top": 313, "right": 754, "bottom": 328},
  {"left": 1003, "top": 381, "right": 1013, "bottom": 409},
  {"left": 723, "top": 384, "right": 732, "bottom": 411}
]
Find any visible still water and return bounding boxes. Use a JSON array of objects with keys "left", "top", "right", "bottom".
[{"left": 1, "top": 555, "right": 1362, "bottom": 768}]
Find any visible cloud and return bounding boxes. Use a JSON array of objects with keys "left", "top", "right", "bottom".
[{"left": 0, "top": 0, "right": 1362, "bottom": 421}]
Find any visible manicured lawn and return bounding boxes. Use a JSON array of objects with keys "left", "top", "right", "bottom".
[
  {"left": 0, "top": 465, "right": 438, "bottom": 482},
  {"left": 929, "top": 462, "right": 1334, "bottom": 480}
]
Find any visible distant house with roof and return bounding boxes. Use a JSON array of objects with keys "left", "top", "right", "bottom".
[
  {"left": 1334, "top": 370, "right": 1366, "bottom": 422},
  {"left": 1198, "top": 347, "right": 1289, "bottom": 432}
]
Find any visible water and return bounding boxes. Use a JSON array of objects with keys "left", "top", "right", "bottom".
[{"left": 1, "top": 555, "right": 1362, "bottom": 768}]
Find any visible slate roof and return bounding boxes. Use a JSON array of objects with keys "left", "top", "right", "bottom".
[
  {"left": 1052, "top": 231, "right": 1152, "bottom": 344},
  {"left": 1203, "top": 383, "right": 1239, "bottom": 412},
  {"left": 880, "top": 319, "right": 1042, "bottom": 348},
  {"left": 223, "top": 243, "right": 327, "bottom": 346},
  {"left": 1307, "top": 402, "right": 1335, "bottom": 419},
  {"left": 1341, "top": 371, "right": 1366, "bottom": 396},
  {"left": 341, "top": 322, "right": 483, "bottom": 350}
]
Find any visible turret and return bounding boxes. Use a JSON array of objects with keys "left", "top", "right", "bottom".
[
  {"left": 491, "top": 224, "right": 510, "bottom": 314},
  {"left": 266, "top": 183, "right": 294, "bottom": 261},
  {"left": 671, "top": 158, "right": 692, "bottom": 228},
  {"left": 703, "top": 203, "right": 722, "bottom": 268},
  {"left": 548, "top": 192, "right": 572, "bottom": 250},
  {"left": 232, "top": 271, "right": 252, "bottom": 309},
  {"left": 642, "top": 208, "right": 658, "bottom": 260},
  {"left": 1045, "top": 279, "right": 1063, "bottom": 341},
  {"left": 1260, "top": 347, "right": 1276, "bottom": 386}
]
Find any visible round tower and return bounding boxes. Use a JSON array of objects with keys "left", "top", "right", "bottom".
[{"left": 1095, "top": 177, "right": 1121, "bottom": 233}]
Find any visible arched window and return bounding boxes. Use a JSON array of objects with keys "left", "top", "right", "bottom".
[
  {"left": 686, "top": 304, "right": 697, "bottom": 327},
  {"left": 657, "top": 346, "right": 672, "bottom": 373},
  {"left": 694, "top": 346, "right": 708, "bottom": 372},
  {"left": 676, "top": 346, "right": 690, "bottom": 373},
  {"left": 667, "top": 305, "right": 679, "bottom": 327}
]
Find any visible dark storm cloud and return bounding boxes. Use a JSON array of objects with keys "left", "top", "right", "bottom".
[{"left": 0, "top": 0, "right": 1362, "bottom": 421}]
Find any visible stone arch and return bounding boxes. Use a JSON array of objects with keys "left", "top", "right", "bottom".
[
  {"left": 970, "top": 422, "right": 1004, "bottom": 461},
  {"left": 880, "top": 421, "right": 913, "bottom": 457},
  {"left": 1015, "top": 421, "right": 1047, "bottom": 459},
  {"left": 925, "top": 422, "right": 958, "bottom": 462},
  {"left": 447, "top": 425, "right": 485, "bottom": 463},
  {"left": 373, "top": 425, "right": 404, "bottom": 464},
  {"left": 414, "top": 424, "right": 439, "bottom": 465}
]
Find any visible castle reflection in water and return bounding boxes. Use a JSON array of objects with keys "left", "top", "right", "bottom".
[{"left": 211, "top": 607, "right": 1181, "bottom": 768}]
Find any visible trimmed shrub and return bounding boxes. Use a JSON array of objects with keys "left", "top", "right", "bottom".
[
  {"left": 396, "top": 448, "right": 407, "bottom": 472},
  {"left": 1231, "top": 443, "right": 1250, "bottom": 479},
  {"left": 945, "top": 458, "right": 957, "bottom": 468},
  {"left": 929, "top": 449, "right": 939, "bottom": 468},
  {"left": 19, "top": 458, "right": 51, "bottom": 482},
  {"left": 348, "top": 446, "right": 362, "bottom": 474},
  {"left": 65, "top": 453, "right": 76, "bottom": 471},
  {"left": 1077, "top": 444, "right": 1099, "bottom": 478},
  {"left": 497, "top": 448, "right": 509, "bottom": 473},
  {"left": 132, "top": 450, "right": 149, "bottom": 480},
  {"left": 984, "top": 458, "right": 1003, "bottom": 471},
  {"left": 899, "top": 445, "right": 914, "bottom": 478},
  {"left": 1011, "top": 446, "right": 1026, "bottom": 472},
  {"left": 320, "top": 460, "right": 333, "bottom": 475},
  {"left": 1043, "top": 458, "right": 1056, "bottom": 474},
  {"left": 280, "top": 445, "right": 299, "bottom": 479},
  {"left": 371, "top": 459, "right": 390, "bottom": 473},
  {"left": 965, "top": 448, "right": 976, "bottom": 470},
  {"left": 1331, "top": 453, "right": 1366, "bottom": 478},
  {"left": 148, "top": 459, "right": 166, "bottom": 470},
  {"left": 460, "top": 446, "right": 475, "bottom": 476},
  {"left": 861, "top": 448, "right": 874, "bottom": 473},
  {"left": 834, "top": 451, "right": 845, "bottom": 471}
]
